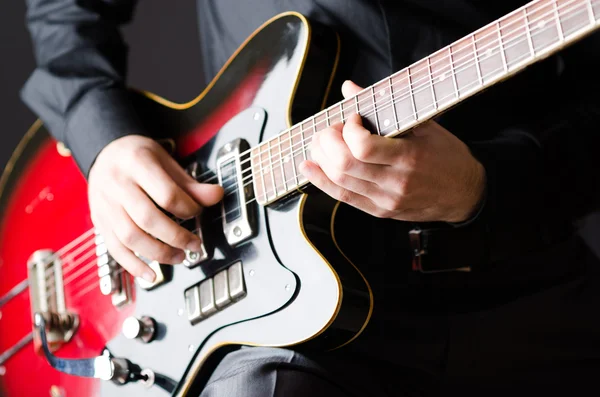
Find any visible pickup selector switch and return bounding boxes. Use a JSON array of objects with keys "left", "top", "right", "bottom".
[{"left": 122, "top": 316, "right": 157, "bottom": 343}]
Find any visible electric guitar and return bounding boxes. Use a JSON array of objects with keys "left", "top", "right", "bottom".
[{"left": 1, "top": 1, "right": 599, "bottom": 395}]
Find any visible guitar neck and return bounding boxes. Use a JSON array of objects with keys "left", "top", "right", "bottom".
[{"left": 252, "top": 0, "right": 600, "bottom": 206}]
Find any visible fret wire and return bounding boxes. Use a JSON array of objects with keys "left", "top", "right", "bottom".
[
  {"left": 339, "top": 102, "right": 344, "bottom": 123},
  {"left": 523, "top": 8, "right": 536, "bottom": 57},
  {"left": 309, "top": 118, "right": 316, "bottom": 160},
  {"left": 258, "top": 148, "right": 267, "bottom": 203},
  {"left": 267, "top": 140, "right": 277, "bottom": 197},
  {"left": 497, "top": 21, "right": 509, "bottom": 72},
  {"left": 388, "top": 77, "right": 399, "bottom": 130},
  {"left": 371, "top": 86, "right": 382, "bottom": 135},
  {"left": 408, "top": 70, "right": 418, "bottom": 121},
  {"left": 553, "top": 0, "right": 565, "bottom": 41},
  {"left": 471, "top": 35, "right": 484, "bottom": 86},
  {"left": 289, "top": 128, "right": 299, "bottom": 186},
  {"left": 427, "top": 57, "right": 438, "bottom": 110},
  {"left": 354, "top": 94, "right": 360, "bottom": 115},
  {"left": 277, "top": 134, "right": 287, "bottom": 192},
  {"left": 325, "top": 109, "right": 330, "bottom": 127},
  {"left": 586, "top": 0, "right": 596, "bottom": 24},
  {"left": 448, "top": 47, "right": 460, "bottom": 99}
]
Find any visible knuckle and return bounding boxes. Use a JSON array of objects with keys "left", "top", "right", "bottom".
[
  {"left": 117, "top": 225, "right": 138, "bottom": 247},
  {"left": 334, "top": 153, "right": 354, "bottom": 172},
  {"left": 329, "top": 171, "right": 347, "bottom": 186},
  {"left": 353, "top": 141, "right": 374, "bottom": 162},
  {"left": 158, "top": 190, "right": 179, "bottom": 211},
  {"left": 136, "top": 211, "right": 155, "bottom": 231},
  {"left": 337, "top": 189, "right": 352, "bottom": 204}
]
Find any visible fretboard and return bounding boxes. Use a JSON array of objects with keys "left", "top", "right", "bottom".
[{"left": 252, "top": 0, "right": 600, "bottom": 206}]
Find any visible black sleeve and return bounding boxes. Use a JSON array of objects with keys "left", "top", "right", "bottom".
[
  {"left": 415, "top": 35, "right": 600, "bottom": 272},
  {"left": 21, "top": 0, "right": 144, "bottom": 177}
]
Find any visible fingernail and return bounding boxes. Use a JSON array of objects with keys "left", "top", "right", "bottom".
[
  {"left": 142, "top": 270, "right": 156, "bottom": 283},
  {"left": 186, "top": 239, "right": 203, "bottom": 252},
  {"left": 173, "top": 251, "right": 186, "bottom": 263}
]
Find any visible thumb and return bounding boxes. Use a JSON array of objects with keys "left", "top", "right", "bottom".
[{"left": 341, "top": 80, "right": 364, "bottom": 99}]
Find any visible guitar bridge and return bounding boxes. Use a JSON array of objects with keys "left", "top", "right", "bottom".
[{"left": 27, "top": 250, "right": 79, "bottom": 351}]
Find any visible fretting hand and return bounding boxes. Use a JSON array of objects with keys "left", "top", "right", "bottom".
[
  {"left": 299, "top": 81, "right": 486, "bottom": 224},
  {"left": 88, "top": 135, "right": 224, "bottom": 282}
]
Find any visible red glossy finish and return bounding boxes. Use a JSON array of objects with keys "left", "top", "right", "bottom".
[{"left": 0, "top": 67, "right": 262, "bottom": 396}]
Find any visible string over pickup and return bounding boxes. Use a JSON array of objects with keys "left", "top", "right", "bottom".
[{"left": 217, "top": 138, "right": 257, "bottom": 247}]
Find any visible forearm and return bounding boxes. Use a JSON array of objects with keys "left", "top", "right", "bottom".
[{"left": 21, "top": 0, "right": 143, "bottom": 176}]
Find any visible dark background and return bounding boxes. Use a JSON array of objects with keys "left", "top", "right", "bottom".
[
  {"left": 0, "top": 0, "right": 204, "bottom": 172},
  {"left": 0, "top": 1, "right": 598, "bottom": 253}
]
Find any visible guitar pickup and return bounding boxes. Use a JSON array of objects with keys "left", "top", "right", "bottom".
[{"left": 216, "top": 139, "right": 257, "bottom": 247}]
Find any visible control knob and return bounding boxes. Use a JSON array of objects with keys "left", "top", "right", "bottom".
[{"left": 122, "top": 316, "right": 157, "bottom": 343}]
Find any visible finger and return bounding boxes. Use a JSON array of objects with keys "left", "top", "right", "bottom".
[
  {"left": 109, "top": 203, "right": 186, "bottom": 265},
  {"left": 119, "top": 184, "right": 204, "bottom": 253},
  {"left": 317, "top": 123, "right": 386, "bottom": 181},
  {"left": 103, "top": 228, "right": 157, "bottom": 282},
  {"left": 343, "top": 113, "right": 412, "bottom": 165},
  {"left": 134, "top": 154, "right": 202, "bottom": 219},
  {"left": 299, "top": 160, "right": 384, "bottom": 217},
  {"left": 162, "top": 155, "right": 224, "bottom": 207},
  {"left": 341, "top": 80, "right": 364, "bottom": 98}
]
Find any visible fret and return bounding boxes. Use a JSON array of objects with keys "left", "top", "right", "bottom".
[
  {"left": 500, "top": 10, "right": 532, "bottom": 70},
  {"left": 449, "top": 47, "right": 460, "bottom": 98},
  {"left": 410, "top": 59, "right": 436, "bottom": 119},
  {"left": 354, "top": 94, "right": 360, "bottom": 114},
  {"left": 593, "top": 0, "right": 600, "bottom": 21},
  {"left": 586, "top": 0, "right": 596, "bottom": 23},
  {"left": 497, "top": 22, "right": 509, "bottom": 73},
  {"left": 357, "top": 89, "right": 378, "bottom": 134},
  {"left": 427, "top": 57, "right": 438, "bottom": 110},
  {"left": 523, "top": 9, "right": 536, "bottom": 57},
  {"left": 391, "top": 70, "right": 417, "bottom": 129},
  {"left": 558, "top": 0, "right": 590, "bottom": 37},
  {"left": 370, "top": 86, "right": 381, "bottom": 135},
  {"left": 471, "top": 35, "right": 483, "bottom": 87},
  {"left": 430, "top": 48, "right": 457, "bottom": 108},
  {"left": 287, "top": 127, "right": 299, "bottom": 186},
  {"left": 259, "top": 142, "right": 274, "bottom": 201},
  {"left": 325, "top": 110, "right": 331, "bottom": 127},
  {"left": 327, "top": 104, "right": 343, "bottom": 125},
  {"left": 339, "top": 102, "right": 344, "bottom": 123},
  {"left": 388, "top": 77, "right": 399, "bottom": 130},
  {"left": 292, "top": 122, "right": 309, "bottom": 185},
  {"left": 314, "top": 112, "right": 328, "bottom": 135},
  {"left": 373, "top": 80, "right": 396, "bottom": 136},
  {"left": 251, "top": 148, "right": 266, "bottom": 204},
  {"left": 277, "top": 134, "right": 287, "bottom": 193},
  {"left": 341, "top": 98, "right": 356, "bottom": 119},
  {"left": 527, "top": 1, "right": 561, "bottom": 54},
  {"left": 451, "top": 37, "right": 479, "bottom": 96},
  {"left": 474, "top": 25, "right": 504, "bottom": 85},
  {"left": 554, "top": 0, "right": 565, "bottom": 41},
  {"left": 267, "top": 139, "right": 279, "bottom": 197}
]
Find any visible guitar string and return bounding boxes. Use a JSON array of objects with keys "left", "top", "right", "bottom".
[
  {"left": 37, "top": 0, "right": 600, "bottom": 291},
  {"left": 46, "top": 0, "right": 600, "bottom": 286},
  {"left": 1, "top": 0, "right": 593, "bottom": 308},
  {"left": 185, "top": 0, "right": 587, "bottom": 188},
  {"left": 214, "top": 1, "right": 597, "bottom": 203},
  {"left": 202, "top": 0, "right": 592, "bottom": 192},
  {"left": 54, "top": 12, "right": 586, "bottom": 298}
]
